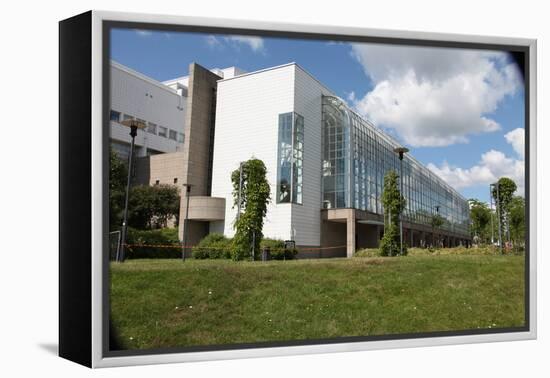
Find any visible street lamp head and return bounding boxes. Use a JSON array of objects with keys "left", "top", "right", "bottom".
[
  {"left": 120, "top": 119, "right": 146, "bottom": 137},
  {"left": 393, "top": 146, "right": 409, "bottom": 160},
  {"left": 120, "top": 119, "right": 146, "bottom": 129},
  {"left": 183, "top": 183, "right": 193, "bottom": 193}
]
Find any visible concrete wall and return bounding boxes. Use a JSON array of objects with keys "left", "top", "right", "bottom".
[
  {"left": 319, "top": 221, "right": 347, "bottom": 258},
  {"left": 178, "top": 63, "right": 222, "bottom": 242},
  {"left": 134, "top": 152, "right": 187, "bottom": 187},
  {"left": 181, "top": 63, "right": 221, "bottom": 196}
]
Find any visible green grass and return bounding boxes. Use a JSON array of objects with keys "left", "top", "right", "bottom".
[
  {"left": 355, "top": 245, "right": 514, "bottom": 257},
  {"left": 110, "top": 254, "right": 525, "bottom": 350}
]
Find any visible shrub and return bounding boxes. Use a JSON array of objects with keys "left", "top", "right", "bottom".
[
  {"left": 192, "top": 233, "right": 232, "bottom": 259},
  {"left": 379, "top": 224, "right": 407, "bottom": 256},
  {"left": 260, "top": 238, "right": 298, "bottom": 260},
  {"left": 125, "top": 227, "right": 181, "bottom": 259},
  {"left": 354, "top": 248, "right": 382, "bottom": 258}
]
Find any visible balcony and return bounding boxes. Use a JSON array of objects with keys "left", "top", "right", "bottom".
[{"left": 186, "top": 196, "right": 225, "bottom": 221}]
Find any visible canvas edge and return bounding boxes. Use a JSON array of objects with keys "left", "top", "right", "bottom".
[{"left": 89, "top": 10, "right": 537, "bottom": 368}]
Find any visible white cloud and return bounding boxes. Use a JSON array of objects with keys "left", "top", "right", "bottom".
[
  {"left": 225, "top": 35, "right": 265, "bottom": 53},
  {"left": 427, "top": 131, "right": 525, "bottom": 196},
  {"left": 350, "top": 44, "right": 522, "bottom": 147},
  {"left": 504, "top": 128, "right": 525, "bottom": 158},
  {"left": 204, "top": 35, "right": 265, "bottom": 54},
  {"left": 205, "top": 35, "right": 222, "bottom": 48},
  {"left": 134, "top": 29, "right": 152, "bottom": 37}
]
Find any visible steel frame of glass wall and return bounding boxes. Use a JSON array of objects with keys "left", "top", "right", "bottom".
[
  {"left": 322, "top": 96, "right": 470, "bottom": 237},
  {"left": 277, "top": 112, "right": 304, "bottom": 204}
]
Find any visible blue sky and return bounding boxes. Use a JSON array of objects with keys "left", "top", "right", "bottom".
[{"left": 111, "top": 28, "right": 525, "bottom": 203}]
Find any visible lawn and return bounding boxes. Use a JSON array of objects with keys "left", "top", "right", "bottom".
[{"left": 110, "top": 253, "right": 525, "bottom": 350}]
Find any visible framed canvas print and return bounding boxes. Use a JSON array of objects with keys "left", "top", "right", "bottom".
[{"left": 59, "top": 10, "right": 537, "bottom": 368}]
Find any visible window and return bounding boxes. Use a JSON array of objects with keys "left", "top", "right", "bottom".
[
  {"left": 158, "top": 126, "right": 167, "bottom": 137},
  {"left": 276, "top": 112, "right": 304, "bottom": 204},
  {"left": 169, "top": 129, "right": 177, "bottom": 141},
  {"left": 123, "top": 114, "right": 134, "bottom": 121},
  {"left": 173, "top": 178, "right": 178, "bottom": 184},
  {"left": 110, "top": 141, "right": 130, "bottom": 161},
  {"left": 177, "top": 132, "right": 185, "bottom": 143},
  {"left": 155, "top": 180, "right": 160, "bottom": 185},
  {"left": 110, "top": 110, "right": 120, "bottom": 122},
  {"left": 292, "top": 114, "right": 304, "bottom": 204},
  {"left": 147, "top": 122, "right": 157, "bottom": 135}
]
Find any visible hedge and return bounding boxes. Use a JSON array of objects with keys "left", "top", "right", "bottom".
[
  {"left": 260, "top": 238, "right": 298, "bottom": 260},
  {"left": 192, "top": 233, "right": 232, "bottom": 259},
  {"left": 125, "top": 227, "right": 181, "bottom": 259}
]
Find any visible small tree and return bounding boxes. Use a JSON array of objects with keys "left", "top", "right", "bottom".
[
  {"left": 431, "top": 213, "right": 445, "bottom": 248},
  {"left": 492, "top": 177, "right": 517, "bottom": 242},
  {"left": 508, "top": 196, "right": 526, "bottom": 250},
  {"left": 128, "top": 184, "right": 180, "bottom": 229},
  {"left": 380, "top": 170, "right": 407, "bottom": 256},
  {"left": 231, "top": 158, "right": 271, "bottom": 261},
  {"left": 109, "top": 150, "right": 127, "bottom": 231},
  {"left": 469, "top": 199, "right": 491, "bottom": 244}
]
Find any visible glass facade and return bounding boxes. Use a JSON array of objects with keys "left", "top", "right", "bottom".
[
  {"left": 322, "top": 96, "right": 469, "bottom": 236},
  {"left": 277, "top": 112, "right": 304, "bottom": 204},
  {"left": 322, "top": 97, "right": 351, "bottom": 209}
]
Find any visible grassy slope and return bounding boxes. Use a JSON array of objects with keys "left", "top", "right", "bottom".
[{"left": 110, "top": 255, "right": 525, "bottom": 350}]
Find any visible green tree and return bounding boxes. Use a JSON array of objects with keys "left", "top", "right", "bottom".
[
  {"left": 109, "top": 150, "right": 127, "bottom": 231},
  {"left": 469, "top": 199, "right": 492, "bottom": 244},
  {"left": 231, "top": 158, "right": 271, "bottom": 260},
  {"left": 431, "top": 213, "right": 445, "bottom": 248},
  {"left": 508, "top": 196, "right": 526, "bottom": 249},
  {"left": 128, "top": 184, "right": 180, "bottom": 229},
  {"left": 492, "top": 177, "right": 517, "bottom": 242},
  {"left": 380, "top": 170, "right": 407, "bottom": 256}
]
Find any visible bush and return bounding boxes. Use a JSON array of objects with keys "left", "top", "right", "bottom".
[
  {"left": 125, "top": 227, "right": 181, "bottom": 259},
  {"left": 354, "top": 248, "right": 382, "bottom": 258},
  {"left": 260, "top": 238, "right": 298, "bottom": 260},
  {"left": 192, "top": 233, "right": 232, "bottom": 259}
]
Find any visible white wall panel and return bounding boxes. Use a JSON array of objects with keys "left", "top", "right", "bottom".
[
  {"left": 110, "top": 61, "right": 186, "bottom": 154},
  {"left": 211, "top": 64, "right": 296, "bottom": 240}
]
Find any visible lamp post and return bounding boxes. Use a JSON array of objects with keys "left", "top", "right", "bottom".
[
  {"left": 492, "top": 181, "right": 503, "bottom": 255},
  {"left": 182, "top": 183, "right": 193, "bottom": 262},
  {"left": 489, "top": 183, "right": 495, "bottom": 245},
  {"left": 393, "top": 147, "right": 409, "bottom": 256},
  {"left": 433, "top": 205, "right": 440, "bottom": 248},
  {"left": 118, "top": 119, "right": 146, "bottom": 262},
  {"left": 237, "top": 162, "right": 244, "bottom": 220}
]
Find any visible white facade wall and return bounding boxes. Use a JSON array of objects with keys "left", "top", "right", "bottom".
[
  {"left": 211, "top": 64, "right": 333, "bottom": 246},
  {"left": 211, "top": 64, "right": 296, "bottom": 241},
  {"left": 110, "top": 61, "right": 186, "bottom": 156}
]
